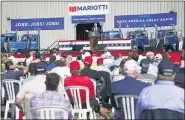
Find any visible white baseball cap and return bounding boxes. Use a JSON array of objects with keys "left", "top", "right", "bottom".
[
  {"left": 84, "top": 52, "right": 91, "bottom": 57},
  {"left": 155, "top": 53, "right": 162, "bottom": 60},
  {"left": 124, "top": 59, "right": 141, "bottom": 73}
]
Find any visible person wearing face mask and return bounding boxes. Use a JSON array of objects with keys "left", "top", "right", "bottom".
[{"left": 110, "top": 60, "right": 149, "bottom": 119}]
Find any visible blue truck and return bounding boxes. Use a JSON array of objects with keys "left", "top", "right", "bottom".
[
  {"left": 127, "top": 30, "right": 149, "bottom": 49},
  {"left": 1, "top": 32, "right": 40, "bottom": 52},
  {"left": 157, "top": 29, "right": 178, "bottom": 48}
]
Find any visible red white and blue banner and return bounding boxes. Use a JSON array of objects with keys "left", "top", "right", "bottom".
[
  {"left": 58, "top": 39, "right": 132, "bottom": 51},
  {"left": 114, "top": 12, "right": 177, "bottom": 28}
]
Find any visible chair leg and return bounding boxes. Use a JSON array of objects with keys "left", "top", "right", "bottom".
[
  {"left": 4, "top": 102, "right": 10, "bottom": 119},
  {"left": 16, "top": 106, "right": 20, "bottom": 119}
]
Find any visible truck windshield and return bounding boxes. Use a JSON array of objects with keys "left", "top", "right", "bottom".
[
  {"left": 103, "top": 32, "right": 122, "bottom": 39},
  {"left": 166, "top": 31, "right": 177, "bottom": 36},
  {"left": 136, "top": 32, "right": 147, "bottom": 37},
  {"left": 5, "top": 36, "right": 13, "bottom": 42},
  {"left": 21, "top": 36, "right": 36, "bottom": 42}
]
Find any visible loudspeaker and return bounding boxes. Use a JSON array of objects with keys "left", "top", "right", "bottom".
[{"left": 72, "top": 45, "right": 83, "bottom": 51}]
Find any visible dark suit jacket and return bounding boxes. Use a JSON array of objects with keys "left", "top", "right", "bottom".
[
  {"left": 174, "top": 68, "right": 185, "bottom": 89},
  {"left": 91, "top": 27, "right": 100, "bottom": 38},
  {"left": 155, "top": 40, "right": 164, "bottom": 51},
  {"left": 139, "top": 109, "right": 184, "bottom": 119},
  {"left": 1, "top": 47, "right": 10, "bottom": 53},
  {"left": 176, "top": 41, "right": 184, "bottom": 51},
  {"left": 81, "top": 67, "right": 101, "bottom": 81}
]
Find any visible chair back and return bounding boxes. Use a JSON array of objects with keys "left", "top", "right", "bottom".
[
  {"left": 90, "top": 79, "right": 96, "bottom": 96},
  {"left": 138, "top": 79, "right": 154, "bottom": 85},
  {"left": 65, "top": 86, "right": 94, "bottom": 119},
  {"left": 30, "top": 106, "right": 68, "bottom": 119},
  {"left": 65, "top": 86, "right": 90, "bottom": 110},
  {"left": 111, "top": 74, "right": 125, "bottom": 82},
  {"left": 114, "top": 95, "right": 138, "bottom": 119},
  {"left": 2, "top": 79, "right": 21, "bottom": 101}
]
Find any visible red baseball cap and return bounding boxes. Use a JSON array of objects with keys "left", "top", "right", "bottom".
[
  {"left": 116, "top": 51, "right": 122, "bottom": 57},
  {"left": 97, "top": 58, "right": 103, "bottom": 65},
  {"left": 84, "top": 56, "right": 93, "bottom": 66},
  {"left": 92, "top": 51, "right": 97, "bottom": 56},
  {"left": 70, "top": 61, "right": 80, "bottom": 70}
]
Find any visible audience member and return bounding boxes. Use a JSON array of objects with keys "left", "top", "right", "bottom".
[
  {"left": 135, "top": 59, "right": 184, "bottom": 119},
  {"left": 111, "top": 60, "right": 148, "bottom": 119},
  {"left": 23, "top": 63, "right": 37, "bottom": 84},
  {"left": 96, "top": 58, "right": 112, "bottom": 75},
  {"left": 81, "top": 56, "right": 101, "bottom": 81},
  {"left": 46, "top": 55, "right": 57, "bottom": 71},
  {"left": 102, "top": 52, "right": 113, "bottom": 67},
  {"left": 137, "top": 47, "right": 145, "bottom": 65},
  {"left": 64, "top": 61, "right": 110, "bottom": 119},
  {"left": 7, "top": 53, "right": 18, "bottom": 65},
  {"left": 30, "top": 52, "right": 41, "bottom": 64},
  {"left": 15, "top": 62, "right": 47, "bottom": 111},
  {"left": 25, "top": 51, "right": 34, "bottom": 67},
  {"left": 51, "top": 57, "right": 71, "bottom": 80},
  {"left": 39, "top": 53, "right": 48, "bottom": 66},
  {"left": 146, "top": 52, "right": 158, "bottom": 77},
  {"left": 153, "top": 53, "right": 163, "bottom": 67},
  {"left": 174, "top": 52, "right": 185, "bottom": 89},
  {"left": 76, "top": 54, "right": 84, "bottom": 70},
  {"left": 108, "top": 51, "right": 123, "bottom": 71},
  {"left": 30, "top": 73, "right": 74, "bottom": 119}
]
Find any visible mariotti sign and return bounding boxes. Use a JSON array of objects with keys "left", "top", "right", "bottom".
[{"left": 68, "top": 2, "right": 109, "bottom": 16}]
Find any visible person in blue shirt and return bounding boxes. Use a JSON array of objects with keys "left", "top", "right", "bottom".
[
  {"left": 135, "top": 59, "right": 184, "bottom": 119},
  {"left": 46, "top": 55, "right": 57, "bottom": 71}
]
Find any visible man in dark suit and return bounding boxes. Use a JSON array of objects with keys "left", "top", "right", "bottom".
[
  {"left": 86, "top": 23, "right": 101, "bottom": 51},
  {"left": 155, "top": 38, "right": 164, "bottom": 51},
  {"left": 176, "top": 37, "right": 184, "bottom": 51},
  {"left": 1, "top": 42, "right": 10, "bottom": 53}
]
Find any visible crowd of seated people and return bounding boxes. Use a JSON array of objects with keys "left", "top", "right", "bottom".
[{"left": 1, "top": 48, "right": 184, "bottom": 119}]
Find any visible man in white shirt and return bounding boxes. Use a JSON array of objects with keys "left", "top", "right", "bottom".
[
  {"left": 176, "top": 37, "right": 184, "bottom": 51},
  {"left": 15, "top": 62, "right": 47, "bottom": 111},
  {"left": 51, "top": 58, "right": 71, "bottom": 80},
  {"left": 25, "top": 51, "right": 34, "bottom": 67},
  {"left": 96, "top": 58, "right": 112, "bottom": 75},
  {"left": 101, "top": 51, "right": 113, "bottom": 67}
]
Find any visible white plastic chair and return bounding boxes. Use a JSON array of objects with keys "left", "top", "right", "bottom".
[
  {"left": 30, "top": 106, "right": 69, "bottom": 119},
  {"left": 111, "top": 74, "right": 125, "bottom": 82},
  {"left": 3, "top": 79, "right": 21, "bottom": 119},
  {"left": 90, "top": 79, "right": 96, "bottom": 96},
  {"left": 65, "top": 86, "right": 96, "bottom": 119},
  {"left": 138, "top": 79, "right": 154, "bottom": 85},
  {"left": 114, "top": 95, "right": 138, "bottom": 119}
]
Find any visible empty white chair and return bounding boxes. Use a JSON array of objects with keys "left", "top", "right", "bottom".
[
  {"left": 114, "top": 95, "right": 138, "bottom": 119},
  {"left": 65, "top": 86, "right": 96, "bottom": 119},
  {"left": 3, "top": 79, "right": 21, "bottom": 119},
  {"left": 30, "top": 106, "right": 69, "bottom": 119}
]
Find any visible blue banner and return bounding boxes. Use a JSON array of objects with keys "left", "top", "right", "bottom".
[
  {"left": 11, "top": 17, "right": 64, "bottom": 31},
  {"left": 72, "top": 15, "right": 105, "bottom": 23},
  {"left": 114, "top": 12, "right": 177, "bottom": 28}
]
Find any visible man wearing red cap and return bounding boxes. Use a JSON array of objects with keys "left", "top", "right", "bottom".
[
  {"left": 64, "top": 61, "right": 110, "bottom": 119},
  {"left": 96, "top": 58, "right": 112, "bottom": 75}
]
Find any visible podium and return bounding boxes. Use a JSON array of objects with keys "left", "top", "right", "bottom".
[{"left": 88, "top": 31, "right": 100, "bottom": 51}]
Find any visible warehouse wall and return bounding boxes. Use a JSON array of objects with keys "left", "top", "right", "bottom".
[{"left": 2, "top": 1, "right": 184, "bottom": 49}]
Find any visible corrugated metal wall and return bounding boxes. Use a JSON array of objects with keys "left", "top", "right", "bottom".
[{"left": 2, "top": 1, "right": 184, "bottom": 49}]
